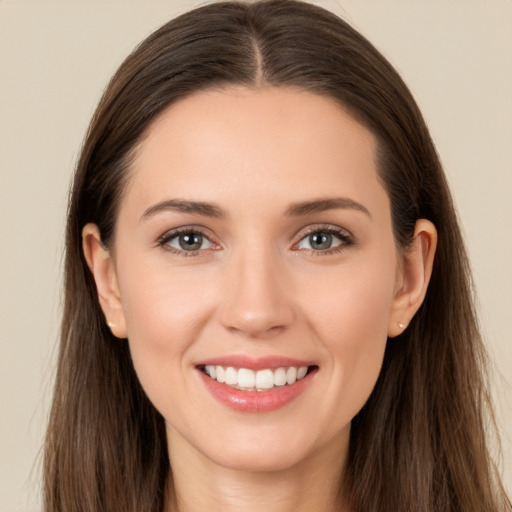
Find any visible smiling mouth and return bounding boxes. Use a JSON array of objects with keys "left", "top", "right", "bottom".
[{"left": 199, "top": 365, "right": 317, "bottom": 392}]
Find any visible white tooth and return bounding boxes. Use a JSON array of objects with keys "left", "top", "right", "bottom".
[
  {"left": 255, "top": 369, "right": 274, "bottom": 389},
  {"left": 273, "top": 367, "right": 287, "bottom": 386},
  {"left": 286, "top": 366, "right": 297, "bottom": 385},
  {"left": 216, "top": 366, "right": 225, "bottom": 383},
  {"left": 238, "top": 368, "right": 256, "bottom": 388},
  {"left": 225, "top": 367, "right": 237, "bottom": 385},
  {"left": 205, "top": 365, "right": 216, "bottom": 379},
  {"left": 297, "top": 366, "right": 308, "bottom": 379}
]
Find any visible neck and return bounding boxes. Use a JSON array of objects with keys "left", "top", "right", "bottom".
[{"left": 164, "top": 428, "right": 350, "bottom": 512}]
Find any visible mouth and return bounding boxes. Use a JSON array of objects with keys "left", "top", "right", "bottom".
[
  {"left": 195, "top": 356, "right": 318, "bottom": 412},
  {"left": 198, "top": 364, "right": 317, "bottom": 392}
]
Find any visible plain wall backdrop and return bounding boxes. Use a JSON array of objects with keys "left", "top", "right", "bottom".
[{"left": 1, "top": 1, "right": 510, "bottom": 510}]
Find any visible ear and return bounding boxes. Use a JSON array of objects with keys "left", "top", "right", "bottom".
[
  {"left": 388, "top": 219, "right": 437, "bottom": 338},
  {"left": 82, "top": 223, "right": 127, "bottom": 339}
]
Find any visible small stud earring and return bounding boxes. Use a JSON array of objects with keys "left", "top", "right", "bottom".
[
  {"left": 398, "top": 321, "right": 405, "bottom": 329},
  {"left": 107, "top": 321, "right": 116, "bottom": 329}
]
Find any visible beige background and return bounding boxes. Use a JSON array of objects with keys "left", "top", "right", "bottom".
[{"left": 1, "top": 1, "right": 510, "bottom": 510}]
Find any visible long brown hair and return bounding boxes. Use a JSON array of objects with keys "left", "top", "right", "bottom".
[{"left": 44, "top": 1, "right": 510, "bottom": 511}]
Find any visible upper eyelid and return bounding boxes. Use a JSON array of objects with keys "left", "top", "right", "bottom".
[
  {"left": 292, "top": 223, "right": 354, "bottom": 241},
  {"left": 157, "top": 225, "right": 218, "bottom": 244}
]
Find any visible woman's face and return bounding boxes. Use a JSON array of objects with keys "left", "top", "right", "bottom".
[{"left": 105, "top": 87, "right": 406, "bottom": 472}]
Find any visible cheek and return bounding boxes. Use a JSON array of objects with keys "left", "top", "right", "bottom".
[
  {"left": 304, "top": 252, "right": 396, "bottom": 339},
  {"left": 119, "top": 258, "right": 216, "bottom": 346},
  {"left": 300, "top": 257, "right": 396, "bottom": 417},
  {"left": 115, "top": 259, "right": 217, "bottom": 407}
]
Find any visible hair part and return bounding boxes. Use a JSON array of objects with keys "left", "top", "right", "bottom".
[{"left": 44, "top": 1, "right": 510, "bottom": 511}]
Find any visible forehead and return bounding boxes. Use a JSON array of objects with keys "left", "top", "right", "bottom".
[{"left": 123, "top": 86, "right": 386, "bottom": 219}]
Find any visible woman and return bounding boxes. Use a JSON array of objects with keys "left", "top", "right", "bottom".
[{"left": 43, "top": 1, "right": 510, "bottom": 511}]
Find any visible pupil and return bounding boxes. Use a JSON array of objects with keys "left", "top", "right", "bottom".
[
  {"left": 179, "top": 233, "right": 202, "bottom": 250},
  {"left": 310, "top": 232, "right": 332, "bottom": 250}
]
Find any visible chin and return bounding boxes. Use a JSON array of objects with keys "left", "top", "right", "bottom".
[
  {"left": 209, "top": 445, "right": 311, "bottom": 474},
  {"left": 200, "top": 425, "right": 343, "bottom": 474}
]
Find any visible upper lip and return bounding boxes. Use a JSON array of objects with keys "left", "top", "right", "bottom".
[{"left": 196, "top": 355, "right": 315, "bottom": 371}]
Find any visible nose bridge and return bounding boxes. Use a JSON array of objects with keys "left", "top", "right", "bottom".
[{"left": 218, "top": 240, "right": 293, "bottom": 337}]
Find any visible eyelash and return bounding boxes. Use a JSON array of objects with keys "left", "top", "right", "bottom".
[{"left": 157, "top": 224, "right": 355, "bottom": 257}]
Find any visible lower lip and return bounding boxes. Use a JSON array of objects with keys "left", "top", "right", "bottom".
[{"left": 198, "top": 369, "right": 315, "bottom": 412}]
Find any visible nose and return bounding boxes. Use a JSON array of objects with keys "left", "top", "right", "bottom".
[{"left": 218, "top": 248, "right": 295, "bottom": 338}]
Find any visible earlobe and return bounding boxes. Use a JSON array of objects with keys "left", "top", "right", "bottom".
[
  {"left": 388, "top": 219, "right": 437, "bottom": 338},
  {"left": 82, "top": 223, "right": 128, "bottom": 338}
]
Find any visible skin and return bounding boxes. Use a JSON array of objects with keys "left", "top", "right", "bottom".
[{"left": 83, "top": 86, "right": 437, "bottom": 512}]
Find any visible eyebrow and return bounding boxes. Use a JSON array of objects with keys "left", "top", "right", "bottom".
[
  {"left": 285, "top": 197, "right": 371, "bottom": 218},
  {"left": 140, "top": 199, "right": 226, "bottom": 221},
  {"left": 140, "top": 196, "right": 371, "bottom": 222}
]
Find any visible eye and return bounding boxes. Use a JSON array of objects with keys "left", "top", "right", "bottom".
[
  {"left": 297, "top": 231, "right": 342, "bottom": 251},
  {"left": 294, "top": 227, "right": 353, "bottom": 253},
  {"left": 160, "top": 229, "right": 217, "bottom": 254}
]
